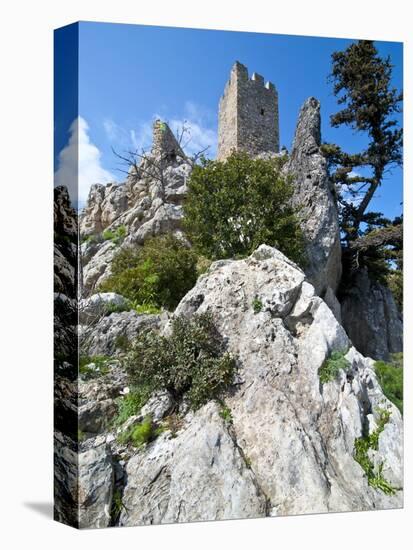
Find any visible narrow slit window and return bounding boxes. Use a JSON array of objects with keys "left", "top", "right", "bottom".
[{"left": 260, "top": 108, "right": 265, "bottom": 115}]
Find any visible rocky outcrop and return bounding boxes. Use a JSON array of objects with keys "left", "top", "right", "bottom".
[
  {"left": 80, "top": 120, "right": 191, "bottom": 296},
  {"left": 78, "top": 441, "right": 114, "bottom": 529},
  {"left": 54, "top": 186, "right": 80, "bottom": 526},
  {"left": 120, "top": 402, "right": 268, "bottom": 525},
  {"left": 79, "top": 292, "right": 129, "bottom": 324},
  {"left": 286, "top": 98, "right": 342, "bottom": 296},
  {"left": 80, "top": 183, "right": 128, "bottom": 237},
  {"left": 111, "top": 246, "right": 402, "bottom": 527},
  {"left": 80, "top": 310, "right": 167, "bottom": 357},
  {"left": 340, "top": 268, "right": 403, "bottom": 361}
]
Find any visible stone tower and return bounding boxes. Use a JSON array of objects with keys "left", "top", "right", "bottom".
[
  {"left": 217, "top": 61, "right": 279, "bottom": 160},
  {"left": 152, "top": 119, "right": 184, "bottom": 162}
]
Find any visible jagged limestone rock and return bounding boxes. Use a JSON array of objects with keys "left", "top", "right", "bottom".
[
  {"left": 119, "top": 402, "right": 268, "bottom": 525},
  {"left": 78, "top": 442, "right": 114, "bottom": 529},
  {"left": 80, "top": 121, "right": 191, "bottom": 296},
  {"left": 340, "top": 268, "right": 403, "bottom": 361},
  {"left": 80, "top": 183, "right": 128, "bottom": 237},
  {"left": 80, "top": 310, "right": 167, "bottom": 357},
  {"left": 79, "top": 292, "right": 129, "bottom": 323},
  {"left": 110, "top": 245, "right": 402, "bottom": 527},
  {"left": 286, "top": 97, "right": 342, "bottom": 296}
]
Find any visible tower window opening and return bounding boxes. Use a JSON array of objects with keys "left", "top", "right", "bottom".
[{"left": 260, "top": 108, "right": 265, "bottom": 115}]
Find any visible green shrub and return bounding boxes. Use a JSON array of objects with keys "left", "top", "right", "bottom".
[
  {"left": 318, "top": 350, "right": 350, "bottom": 384},
  {"left": 81, "top": 233, "right": 104, "bottom": 245},
  {"left": 184, "top": 152, "right": 306, "bottom": 264},
  {"left": 114, "top": 387, "right": 151, "bottom": 427},
  {"left": 130, "top": 301, "right": 162, "bottom": 315},
  {"left": 118, "top": 416, "right": 163, "bottom": 447},
  {"left": 353, "top": 409, "right": 398, "bottom": 495},
  {"left": 125, "top": 313, "right": 236, "bottom": 410},
  {"left": 99, "top": 234, "right": 198, "bottom": 310},
  {"left": 103, "top": 225, "right": 127, "bottom": 245},
  {"left": 374, "top": 356, "right": 403, "bottom": 414},
  {"left": 104, "top": 302, "right": 130, "bottom": 315},
  {"left": 252, "top": 298, "right": 263, "bottom": 314},
  {"left": 114, "top": 334, "right": 130, "bottom": 352},
  {"left": 110, "top": 488, "right": 125, "bottom": 524},
  {"left": 79, "top": 355, "right": 111, "bottom": 380},
  {"left": 219, "top": 403, "right": 233, "bottom": 424}
]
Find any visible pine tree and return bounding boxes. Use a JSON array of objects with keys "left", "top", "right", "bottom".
[{"left": 322, "top": 40, "right": 403, "bottom": 285}]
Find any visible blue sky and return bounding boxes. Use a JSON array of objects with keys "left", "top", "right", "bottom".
[{"left": 54, "top": 22, "right": 403, "bottom": 216}]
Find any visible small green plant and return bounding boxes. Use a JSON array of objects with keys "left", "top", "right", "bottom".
[
  {"left": 318, "top": 350, "right": 350, "bottom": 384},
  {"left": 114, "top": 334, "right": 130, "bottom": 352},
  {"left": 102, "top": 225, "right": 127, "bottom": 245},
  {"left": 118, "top": 416, "right": 163, "bottom": 447},
  {"left": 353, "top": 408, "right": 398, "bottom": 495},
  {"left": 244, "top": 455, "right": 252, "bottom": 469},
  {"left": 125, "top": 313, "right": 236, "bottom": 410},
  {"left": 130, "top": 301, "right": 162, "bottom": 315},
  {"left": 113, "top": 387, "right": 150, "bottom": 427},
  {"left": 81, "top": 233, "right": 103, "bottom": 245},
  {"left": 79, "top": 355, "right": 111, "bottom": 380},
  {"left": 110, "top": 488, "right": 126, "bottom": 524},
  {"left": 374, "top": 355, "right": 403, "bottom": 414},
  {"left": 78, "top": 429, "right": 86, "bottom": 442},
  {"left": 252, "top": 298, "right": 263, "bottom": 314},
  {"left": 104, "top": 302, "right": 130, "bottom": 315},
  {"left": 219, "top": 403, "right": 233, "bottom": 424},
  {"left": 99, "top": 234, "right": 198, "bottom": 310}
]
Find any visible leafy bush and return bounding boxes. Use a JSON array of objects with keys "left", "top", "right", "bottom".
[
  {"left": 219, "top": 403, "right": 233, "bottom": 424},
  {"left": 353, "top": 409, "right": 398, "bottom": 495},
  {"left": 99, "top": 234, "right": 198, "bottom": 311},
  {"left": 113, "top": 334, "right": 130, "bottom": 352},
  {"left": 114, "top": 387, "right": 151, "bottom": 427},
  {"left": 129, "top": 300, "right": 162, "bottom": 315},
  {"left": 184, "top": 152, "right": 305, "bottom": 264},
  {"left": 103, "top": 302, "right": 130, "bottom": 315},
  {"left": 318, "top": 350, "right": 350, "bottom": 384},
  {"left": 102, "top": 225, "right": 127, "bottom": 245},
  {"left": 374, "top": 356, "right": 403, "bottom": 414},
  {"left": 79, "top": 355, "right": 111, "bottom": 380},
  {"left": 118, "top": 416, "right": 163, "bottom": 447},
  {"left": 252, "top": 298, "right": 263, "bottom": 314},
  {"left": 125, "top": 313, "right": 236, "bottom": 410}
]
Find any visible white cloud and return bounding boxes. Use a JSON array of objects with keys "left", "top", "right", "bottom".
[
  {"left": 169, "top": 101, "right": 217, "bottom": 158},
  {"left": 104, "top": 101, "right": 217, "bottom": 159},
  {"left": 55, "top": 117, "right": 115, "bottom": 207}
]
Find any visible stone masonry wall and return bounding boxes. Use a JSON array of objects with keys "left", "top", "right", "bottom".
[{"left": 217, "top": 61, "right": 279, "bottom": 160}]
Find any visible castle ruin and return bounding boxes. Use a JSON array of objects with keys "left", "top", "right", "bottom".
[{"left": 217, "top": 61, "right": 279, "bottom": 160}]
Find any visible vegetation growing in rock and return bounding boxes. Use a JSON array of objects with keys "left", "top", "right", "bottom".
[
  {"left": 318, "top": 350, "right": 350, "bottom": 384},
  {"left": 118, "top": 415, "right": 163, "bottom": 447},
  {"left": 252, "top": 298, "right": 263, "bottom": 314},
  {"left": 219, "top": 403, "right": 233, "bottom": 424},
  {"left": 353, "top": 409, "right": 398, "bottom": 495},
  {"left": 102, "top": 225, "right": 127, "bottom": 245},
  {"left": 99, "top": 234, "right": 198, "bottom": 311},
  {"left": 110, "top": 488, "right": 126, "bottom": 525},
  {"left": 114, "top": 387, "right": 151, "bottom": 427},
  {"left": 374, "top": 355, "right": 403, "bottom": 414},
  {"left": 125, "top": 313, "right": 236, "bottom": 410},
  {"left": 79, "top": 355, "right": 111, "bottom": 380},
  {"left": 103, "top": 302, "right": 130, "bottom": 315},
  {"left": 184, "top": 152, "right": 305, "bottom": 265}
]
